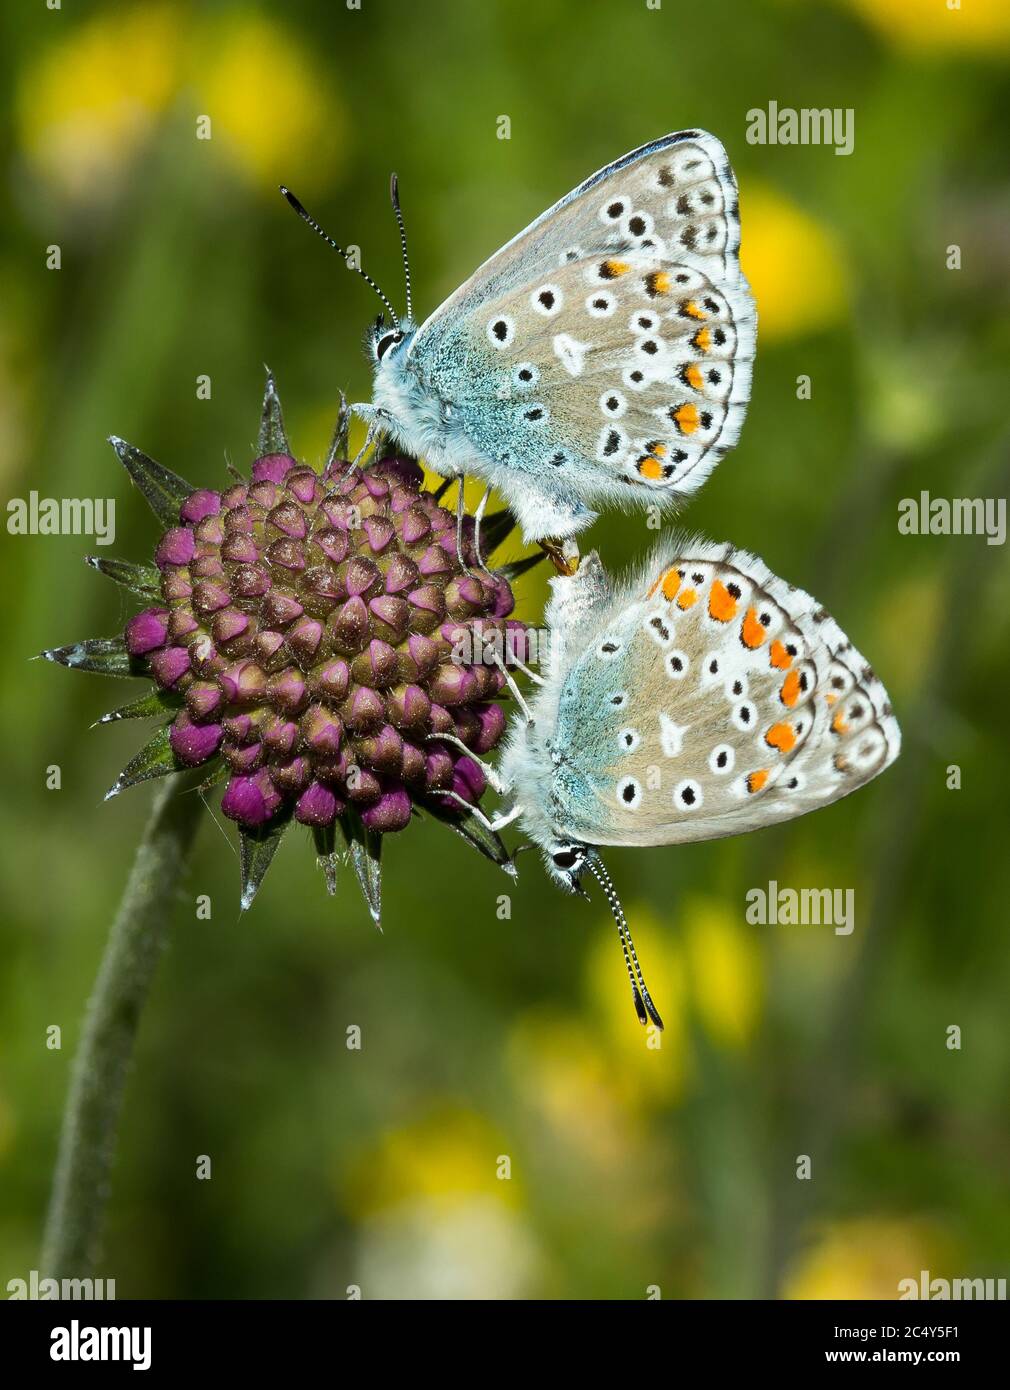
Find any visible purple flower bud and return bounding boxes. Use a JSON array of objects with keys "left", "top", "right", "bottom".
[
  {"left": 451, "top": 755, "right": 487, "bottom": 804},
  {"left": 472, "top": 702, "right": 506, "bottom": 753},
  {"left": 185, "top": 681, "right": 224, "bottom": 721},
  {"left": 268, "top": 666, "right": 308, "bottom": 714},
  {"left": 401, "top": 507, "right": 431, "bottom": 546},
  {"left": 211, "top": 609, "right": 250, "bottom": 645},
  {"left": 295, "top": 781, "right": 342, "bottom": 826},
  {"left": 309, "top": 658, "right": 350, "bottom": 702},
  {"left": 344, "top": 555, "right": 380, "bottom": 598},
  {"left": 301, "top": 703, "right": 343, "bottom": 756},
  {"left": 418, "top": 544, "right": 453, "bottom": 579},
  {"left": 363, "top": 516, "right": 395, "bottom": 553},
  {"left": 357, "top": 724, "right": 403, "bottom": 774},
  {"left": 149, "top": 645, "right": 191, "bottom": 688},
  {"left": 125, "top": 607, "right": 169, "bottom": 656},
  {"left": 268, "top": 501, "right": 308, "bottom": 540},
  {"left": 219, "top": 660, "right": 267, "bottom": 703},
  {"left": 221, "top": 770, "right": 282, "bottom": 826},
  {"left": 313, "top": 528, "right": 350, "bottom": 566},
  {"left": 155, "top": 527, "right": 196, "bottom": 569},
  {"left": 341, "top": 685, "right": 384, "bottom": 733},
  {"left": 330, "top": 595, "right": 369, "bottom": 654},
  {"left": 427, "top": 664, "right": 477, "bottom": 706},
  {"left": 221, "top": 533, "right": 259, "bottom": 565},
  {"left": 287, "top": 469, "right": 321, "bottom": 506},
  {"left": 224, "top": 741, "right": 264, "bottom": 774},
  {"left": 386, "top": 683, "right": 431, "bottom": 730},
  {"left": 251, "top": 453, "right": 296, "bottom": 484},
  {"left": 360, "top": 785, "right": 411, "bottom": 832},
  {"left": 180, "top": 489, "right": 222, "bottom": 524},
  {"left": 170, "top": 711, "right": 223, "bottom": 766},
  {"left": 285, "top": 617, "right": 324, "bottom": 663}
]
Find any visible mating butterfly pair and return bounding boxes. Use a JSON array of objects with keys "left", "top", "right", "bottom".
[{"left": 285, "top": 130, "right": 899, "bottom": 1027}]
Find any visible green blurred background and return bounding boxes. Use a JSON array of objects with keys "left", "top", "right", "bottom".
[{"left": 2, "top": 0, "right": 1009, "bottom": 1299}]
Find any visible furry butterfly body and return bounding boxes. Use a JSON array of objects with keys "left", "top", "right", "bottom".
[{"left": 355, "top": 130, "right": 757, "bottom": 542}]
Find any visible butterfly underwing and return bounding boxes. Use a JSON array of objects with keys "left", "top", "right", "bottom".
[
  {"left": 498, "top": 540, "right": 900, "bottom": 865},
  {"left": 458, "top": 541, "right": 900, "bottom": 1026},
  {"left": 355, "top": 130, "right": 757, "bottom": 542}
]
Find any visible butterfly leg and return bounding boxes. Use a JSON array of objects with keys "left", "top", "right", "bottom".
[
  {"left": 488, "top": 650, "right": 535, "bottom": 725},
  {"left": 344, "top": 406, "right": 393, "bottom": 479},
  {"left": 471, "top": 483, "right": 496, "bottom": 576},
  {"left": 429, "top": 788, "right": 524, "bottom": 834},
  {"left": 539, "top": 536, "right": 581, "bottom": 577},
  {"left": 424, "top": 732, "right": 510, "bottom": 795},
  {"left": 453, "top": 475, "right": 478, "bottom": 576}
]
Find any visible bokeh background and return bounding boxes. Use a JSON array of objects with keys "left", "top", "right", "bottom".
[{"left": 2, "top": 0, "right": 1009, "bottom": 1300}]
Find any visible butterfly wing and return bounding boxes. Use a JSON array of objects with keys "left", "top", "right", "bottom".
[
  {"left": 544, "top": 538, "right": 900, "bottom": 847},
  {"left": 406, "top": 132, "right": 755, "bottom": 522}
]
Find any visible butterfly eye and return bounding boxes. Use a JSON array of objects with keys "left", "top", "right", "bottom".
[
  {"left": 375, "top": 332, "right": 402, "bottom": 360},
  {"left": 552, "top": 848, "right": 580, "bottom": 870}
]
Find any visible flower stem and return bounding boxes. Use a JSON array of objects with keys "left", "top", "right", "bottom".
[{"left": 41, "top": 772, "right": 204, "bottom": 1278}]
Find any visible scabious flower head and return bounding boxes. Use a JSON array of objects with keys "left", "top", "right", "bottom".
[{"left": 43, "top": 377, "right": 531, "bottom": 918}]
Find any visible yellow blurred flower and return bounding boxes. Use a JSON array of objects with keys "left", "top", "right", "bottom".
[
  {"left": 344, "top": 1105, "right": 522, "bottom": 1216},
  {"left": 740, "top": 183, "right": 847, "bottom": 342},
  {"left": 344, "top": 1106, "right": 542, "bottom": 1297},
  {"left": 843, "top": 0, "right": 1010, "bottom": 54},
  {"left": 584, "top": 903, "right": 691, "bottom": 1103},
  {"left": 193, "top": 15, "right": 344, "bottom": 193},
  {"left": 18, "top": 6, "right": 344, "bottom": 201},
  {"left": 507, "top": 1013, "right": 643, "bottom": 1163},
  {"left": 17, "top": 5, "right": 182, "bottom": 200},
  {"left": 785, "top": 1217, "right": 947, "bottom": 1299},
  {"left": 682, "top": 894, "right": 763, "bottom": 1048}
]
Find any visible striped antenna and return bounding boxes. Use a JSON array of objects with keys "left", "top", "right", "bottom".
[
  {"left": 584, "top": 853, "right": 664, "bottom": 1030},
  {"left": 279, "top": 186, "right": 400, "bottom": 328}
]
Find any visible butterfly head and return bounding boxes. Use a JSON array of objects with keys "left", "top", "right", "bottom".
[
  {"left": 369, "top": 314, "right": 415, "bottom": 366},
  {"left": 544, "top": 841, "right": 590, "bottom": 892}
]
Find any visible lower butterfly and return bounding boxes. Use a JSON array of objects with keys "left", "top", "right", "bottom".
[
  {"left": 282, "top": 129, "right": 757, "bottom": 546},
  {"left": 436, "top": 539, "right": 900, "bottom": 1028}
]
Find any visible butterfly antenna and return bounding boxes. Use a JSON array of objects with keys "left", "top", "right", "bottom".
[
  {"left": 279, "top": 186, "right": 400, "bottom": 328},
  {"left": 389, "top": 173, "right": 413, "bottom": 322},
  {"left": 584, "top": 853, "right": 664, "bottom": 1030}
]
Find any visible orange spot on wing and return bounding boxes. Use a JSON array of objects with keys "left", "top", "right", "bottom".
[
  {"left": 662, "top": 569, "right": 681, "bottom": 601},
  {"left": 692, "top": 327, "right": 712, "bottom": 352},
  {"left": 681, "top": 299, "right": 706, "bottom": 320},
  {"left": 708, "top": 578, "right": 738, "bottom": 622},
  {"left": 638, "top": 457, "right": 664, "bottom": 480},
  {"left": 676, "top": 587, "right": 698, "bottom": 610},
  {"left": 765, "top": 722, "right": 797, "bottom": 754},
  {"left": 825, "top": 691, "right": 838, "bottom": 706},
  {"left": 601, "top": 258, "right": 630, "bottom": 278},
  {"left": 741, "top": 607, "right": 767, "bottom": 648},
  {"left": 672, "top": 403, "right": 700, "bottom": 435},
  {"left": 646, "top": 270, "right": 671, "bottom": 296},
  {"left": 747, "top": 769, "right": 770, "bottom": 794},
  {"left": 684, "top": 363, "right": 703, "bottom": 390},
  {"left": 780, "top": 669, "right": 802, "bottom": 707},
  {"left": 769, "top": 639, "right": 792, "bottom": 669},
  {"left": 831, "top": 708, "right": 850, "bottom": 734}
]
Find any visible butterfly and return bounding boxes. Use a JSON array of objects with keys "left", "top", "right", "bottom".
[
  {"left": 282, "top": 129, "right": 756, "bottom": 546},
  {"left": 437, "top": 539, "right": 901, "bottom": 1028}
]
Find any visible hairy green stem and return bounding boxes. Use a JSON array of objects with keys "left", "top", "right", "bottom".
[{"left": 41, "top": 773, "right": 204, "bottom": 1277}]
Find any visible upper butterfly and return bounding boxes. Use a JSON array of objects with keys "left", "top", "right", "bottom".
[{"left": 282, "top": 130, "right": 756, "bottom": 543}]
